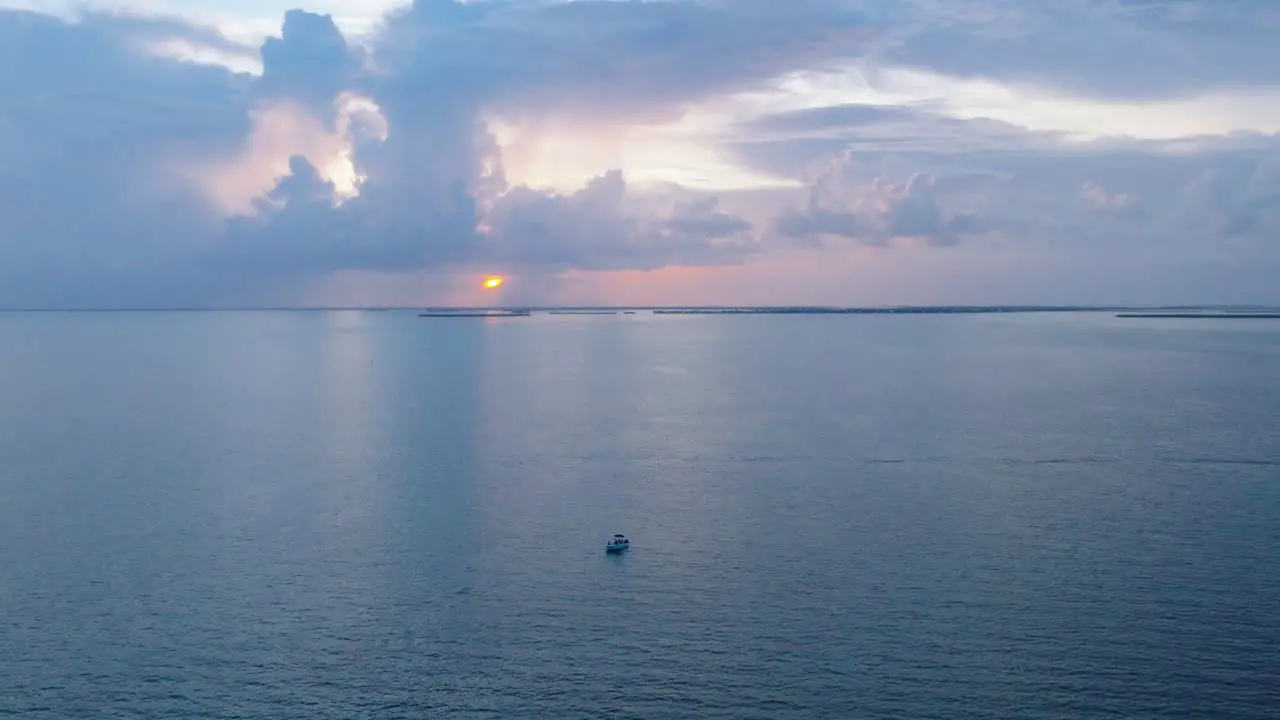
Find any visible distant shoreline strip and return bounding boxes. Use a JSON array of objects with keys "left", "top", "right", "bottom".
[
  {"left": 417, "top": 311, "right": 532, "bottom": 318},
  {"left": 3, "top": 306, "right": 1277, "bottom": 316},
  {"left": 1116, "top": 313, "right": 1280, "bottom": 319}
]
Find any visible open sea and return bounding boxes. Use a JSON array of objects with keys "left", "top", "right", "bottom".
[{"left": 0, "top": 310, "right": 1277, "bottom": 719}]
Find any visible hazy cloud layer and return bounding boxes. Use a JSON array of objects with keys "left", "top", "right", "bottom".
[
  {"left": 880, "top": 0, "right": 1280, "bottom": 99},
  {"left": 1, "top": 0, "right": 1279, "bottom": 306}
]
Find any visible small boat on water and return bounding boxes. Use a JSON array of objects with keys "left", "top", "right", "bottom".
[{"left": 605, "top": 533, "right": 630, "bottom": 552}]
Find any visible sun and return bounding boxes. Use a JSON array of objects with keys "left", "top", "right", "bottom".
[{"left": 483, "top": 275, "right": 505, "bottom": 289}]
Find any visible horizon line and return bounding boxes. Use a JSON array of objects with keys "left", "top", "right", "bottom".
[{"left": 1, "top": 304, "right": 1277, "bottom": 313}]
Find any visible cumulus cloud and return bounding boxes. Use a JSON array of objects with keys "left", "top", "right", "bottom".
[
  {"left": 1080, "top": 182, "right": 1140, "bottom": 217},
  {"left": 774, "top": 153, "right": 989, "bottom": 248},
  {"left": 258, "top": 10, "right": 360, "bottom": 124},
  {"left": 0, "top": 2, "right": 800, "bottom": 306},
  {"left": 2, "top": 0, "right": 1280, "bottom": 307},
  {"left": 218, "top": 0, "right": 860, "bottom": 289}
]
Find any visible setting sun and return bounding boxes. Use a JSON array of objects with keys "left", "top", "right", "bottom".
[{"left": 483, "top": 275, "right": 505, "bottom": 289}]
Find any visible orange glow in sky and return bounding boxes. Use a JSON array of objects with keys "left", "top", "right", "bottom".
[{"left": 483, "top": 275, "right": 505, "bottom": 289}]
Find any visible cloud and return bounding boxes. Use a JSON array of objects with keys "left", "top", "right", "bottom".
[
  {"left": 773, "top": 153, "right": 989, "bottom": 248},
  {"left": 1186, "top": 156, "right": 1280, "bottom": 237},
  {"left": 0, "top": 8, "right": 254, "bottom": 306},
  {"left": 483, "top": 172, "right": 756, "bottom": 271},
  {"left": 1080, "top": 182, "right": 1140, "bottom": 217},
  {"left": 880, "top": 0, "right": 1280, "bottom": 100},
  {"left": 2, "top": 0, "right": 1280, "bottom": 307},
  {"left": 374, "top": 0, "right": 872, "bottom": 122},
  {"left": 225, "top": 161, "right": 757, "bottom": 280},
  {"left": 0, "top": 3, "right": 795, "bottom": 306},
  {"left": 206, "top": 0, "right": 847, "bottom": 290},
  {"left": 258, "top": 9, "right": 360, "bottom": 124},
  {"left": 728, "top": 101, "right": 1069, "bottom": 181}
]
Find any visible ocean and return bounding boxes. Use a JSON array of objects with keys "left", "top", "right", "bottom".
[{"left": 1, "top": 310, "right": 1277, "bottom": 718}]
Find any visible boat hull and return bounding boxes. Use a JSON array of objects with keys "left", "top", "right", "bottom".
[{"left": 604, "top": 544, "right": 629, "bottom": 552}]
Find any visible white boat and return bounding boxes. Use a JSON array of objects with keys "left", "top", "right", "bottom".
[{"left": 605, "top": 533, "right": 630, "bottom": 552}]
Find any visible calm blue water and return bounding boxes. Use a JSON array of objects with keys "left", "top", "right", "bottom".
[{"left": 1, "top": 311, "right": 1277, "bottom": 719}]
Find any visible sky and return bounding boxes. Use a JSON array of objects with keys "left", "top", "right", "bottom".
[{"left": 2, "top": 0, "right": 1279, "bottom": 308}]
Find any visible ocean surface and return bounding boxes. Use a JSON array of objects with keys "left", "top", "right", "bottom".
[{"left": 1, "top": 310, "right": 1277, "bottom": 719}]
